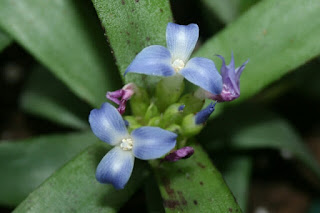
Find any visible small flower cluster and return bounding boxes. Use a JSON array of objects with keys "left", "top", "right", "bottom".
[{"left": 89, "top": 23, "right": 248, "bottom": 189}]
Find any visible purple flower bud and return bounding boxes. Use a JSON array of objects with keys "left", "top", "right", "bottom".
[
  {"left": 207, "top": 53, "right": 249, "bottom": 102},
  {"left": 106, "top": 83, "right": 136, "bottom": 115},
  {"left": 164, "top": 146, "right": 194, "bottom": 162},
  {"left": 194, "top": 102, "right": 216, "bottom": 125},
  {"left": 124, "top": 119, "right": 129, "bottom": 127},
  {"left": 178, "top": 104, "right": 185, "bottom": 112}
]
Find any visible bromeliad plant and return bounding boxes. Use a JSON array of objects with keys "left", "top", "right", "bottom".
[{"left": 89, "top": 23, "right": 248, "bottom": 189}]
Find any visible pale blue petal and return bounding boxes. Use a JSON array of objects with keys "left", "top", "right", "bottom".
[
  {"left": 166, "top": 23, "right": 199, "bottom": 62},
  {"left": 180, "top": 57, "right": 223, "bottom": 95},
  {"left": 235, "top": 59, "right": 249, "bottom": 79},
  {"left": 89, "top": 102, "right": 128, "bottom": 145},
  {"left": 96, "top": 147, "right": 134, "bottom": 189},
  {"left": 131, "top": 127, "right": 177, "bottom": 160},
  {"left": 124, "top": 45, "right": 175, "bottom": 77}
]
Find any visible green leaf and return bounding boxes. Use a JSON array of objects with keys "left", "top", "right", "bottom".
[
  {"left": 216, "top": 156, "right": 252, "bottom": 212},
  {"left": 0, "top": 28, "right": 12, "bottom": 52},
  {"left": 151, "top": 142, "right": 242, "bottom": 213},
  {"left": 201, "top": 105, "right": 320, "bottom": 179},
  {"left": 20, "top": 65, "right": 90, "bottom": 130},
  {"left": 92, "top": 0, "right": 173, "bottom": 88},
  {"left": 14, "top": 143, "right": 150, "bottom": 213},
  {"left": 200, "top": 0, "right": 259, "bottom": 24},
  {"left": 0, "top": 0, "right": 121, "bottom": 107},
  {"left": 0, "top": 131, "right": 95, "bottom": 206},
  {"left": 195, "top": 0, "right": 320, "bottom": 106}
]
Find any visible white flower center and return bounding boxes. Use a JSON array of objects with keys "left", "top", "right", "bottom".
[
  {"left": 120, "top": 138, "right": 133, "bottom": 151},
  {"left": 172, "top": 59, "right": 185, "bottom": 72}
]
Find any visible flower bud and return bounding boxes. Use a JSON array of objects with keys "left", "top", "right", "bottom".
[
  {"left": 130, "top": 86, "right": 150, "bottom": 117},
  {"left": 144, "top": 103, "right": 159, "bottom": 121},
  {"left": 179, "top": 93, "right": 204, "bottom": 115},
  {"left": 123, "top": 116, "right": 141, "bottom": 132},
  {"left": 181, "top": 102, "right": 216, "bottom": 137},
  {"left": 147, "top": 116, "right": 162, "bottom": 126},
  {"left": 194, "top": 102, "right": 216, "bottom": 125},
  {"left": 161, "top": 103, "right": 184, "bottom": 128},
  {"left": 155, "top": 74, "right": 184, "bottom": 112},
  {"left": 164, "top": 146, "right": 194, "bottom": 162},
  {"left": 106, "top": 83, "right": 136, "bottom": 115}
]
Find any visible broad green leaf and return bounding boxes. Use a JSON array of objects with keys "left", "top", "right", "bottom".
[
  {"left": 151, "top": 142, "right": 242, "bottom": 213},
  {"left": 92, "top": 0, "right": 173, "bottom": 88},
  {"left": 200, "top": 0, "right": 259, "bottom": 24},
  {"left": 0, "top": 29, "right": 12, "bottom": 52},
  {"left": 216, "top": 156, "right": 252, "bottom": 212},
  {"left": 0, "top": 131, "right": 95, "bottom": 206},
  {"left": 21, "top": 65, "right": 90, "bottom": 130},
  {"left": 201, "top": 106, "right": 320, "bottom": 179},
  {"left": 14, "top": 143, "right": 150, "bottom": 213},
  {"left": 0, "top": 0, "right": 121, "bottom": 107},
  {"left": 196, "top": 0, "right": 320, "bottom": 106}
]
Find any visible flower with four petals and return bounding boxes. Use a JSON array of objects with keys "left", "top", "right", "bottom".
[
  {"left": 89, "top": 102, "right": 177, "bottom": 189},
  {"left": 125, "top": 23, "right": 223, "bottom": 95}
]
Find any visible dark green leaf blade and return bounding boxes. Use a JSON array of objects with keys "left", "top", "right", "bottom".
[
  {"left": 217, "top": 156, "right": 252, "bottom": 212},
  {"left": 201, "top": 106, "right": 320, "bottom": 179},
  {"left": 0, "top": 29, "right": 12, "bottom": 52},
  {"left": 13, "top": 143, "right": 150, "bottom": 213},
  {"left": 152, "top": 142, "right": 242, "bottom": 213},
  {"left": 92, "top": 0, "right": 173, "bottom": 87},
  {"left": 196, "top": 0, "right": 320, "bottom": 105},
  {"left": 0, "top": 131, "right": 95, "bottom": 206},
  {"left": 21, "top": 65, "right": 90, "bottom": 130},
  {"left": 0, "top": 0, "right": 120, "bottom": 107}
]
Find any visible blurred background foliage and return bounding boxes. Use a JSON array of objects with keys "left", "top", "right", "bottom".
[{"left": 0, "top": 0, "right": 319, "bottom": 212}]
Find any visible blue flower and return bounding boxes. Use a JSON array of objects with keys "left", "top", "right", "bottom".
[
  {"left": 207, "top": 53, "right": 249, "bottom": 102},
  {"left": 125, "top": 23, "right": 223, "bottom": 95},
  {"left": 89, "top": 102, "right": 177, "bottom": 189}
]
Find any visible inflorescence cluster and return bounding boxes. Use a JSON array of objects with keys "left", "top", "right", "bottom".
[{"left": 89, "top": 23, "right": 248, "bottom": 189}]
